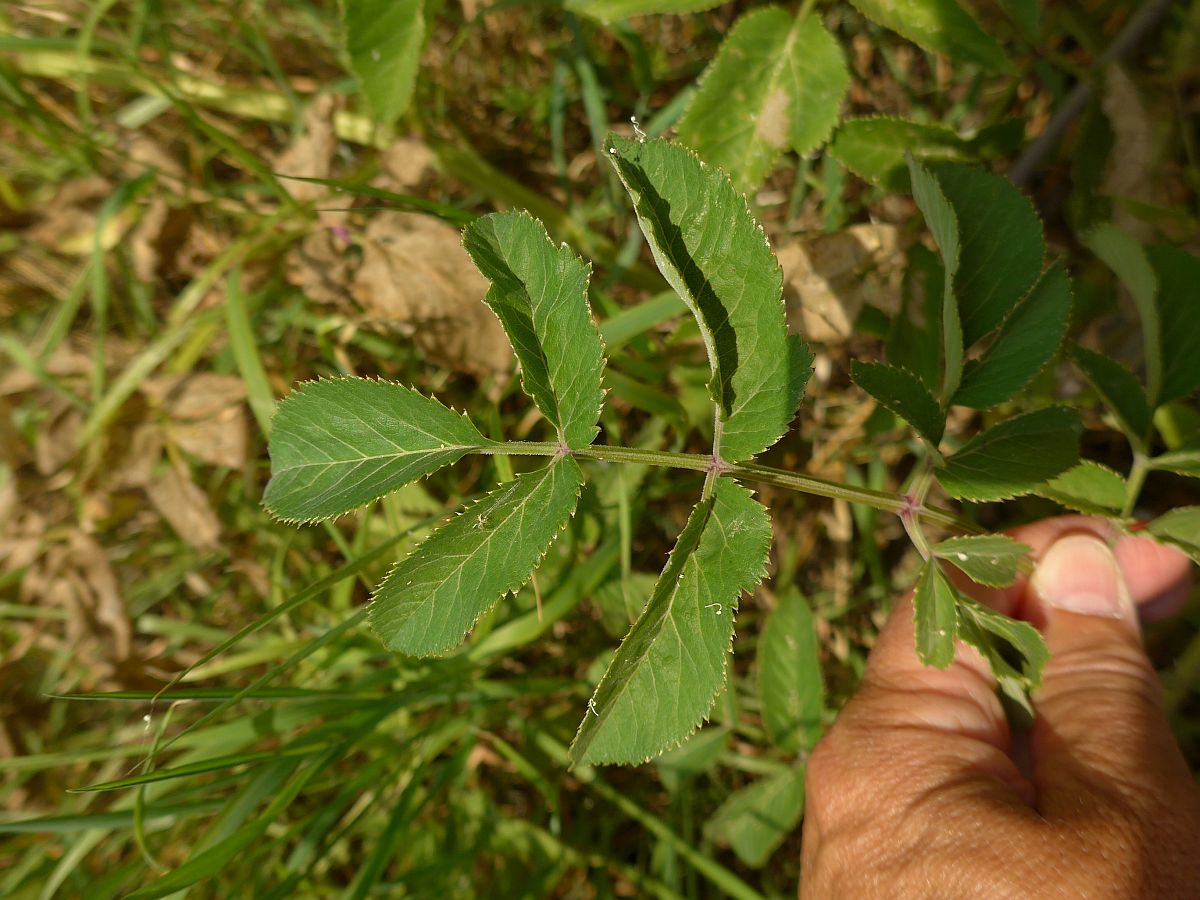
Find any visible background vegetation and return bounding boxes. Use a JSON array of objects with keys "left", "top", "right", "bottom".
[{"left": 2, "top": 0, "right": 1198, "bottom": 896}]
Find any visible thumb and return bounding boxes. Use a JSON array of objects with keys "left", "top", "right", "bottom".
[{"left": 1027, "top": 533, "right": 1194, "bottom": 815}]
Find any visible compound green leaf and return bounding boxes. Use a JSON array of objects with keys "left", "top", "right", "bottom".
[
  {"left": 1148, "top": 245, "right": 1200, "bottom": 405},
  {"left": 757, "top": 589, "right": 824, "bottom": 753},
  {"left": 341, "top": 0, "right": 423, "bottom": 127},
  {"left": 1151, "top": 440, "right": 1200, "bottom": 478},
  {"left": 956, "top": 594, "right": 1049, "bottom": 712},
  {"left": 955, "top": 262, "right": 1072, "bottom": 409},
  {"left": 913, "top": 559, "right": 957, "bottom": 668},
  {"left": 932, "top": 534, "right": 1030, "bottom": 588},
  {"left": 1070, "top": 345, "right": 1152, "bottom": 443},
  {"left": 907, "top": 155, "right": 962, "bottom": 400},
  {"left": 369, "top": 457, "right": 583, "bottom": 655},
  {"left": 463, "top": 211, "right": 605, "bottom": 449},
  {"left": 938, "top": 407, "right": 1082, "bottom": 502},
  {"left": 847, "top": 0, "right": 1010, "bottom": 72},
  {"left": 1085, "top": 224, "right": 1161, "bottom": 405},
  {"left": 850, "top": 361, "right": 945, "bottom": 445},
  {"left": 930, "top": 163, "right": 1044, "bottom": 348},
  {"left": 264, "top": 378, "right": 489, "bottom": 523},
  {"left": 829, "top": 117, "right": 972, "bottom": 190},
  {"left": 565, "top": 0, "right": 722, "bottom": 22},
  {"left": 606, "top": 134, "right": 811, "bottom": 461},
  {"left": 570, "top": 479, "right": 771, "bottom": 766},
  {"left": 677, "top": 7, "right": 849, "bottom": 193},
  {"left": 1147, "top": 507, "right": 1200, "bottom": 565},
  {"left": 704, "top": 768, "right": 806, "bottom": 868},
  {"left": 1034, "top": 460, "right": 1126, "bottom": 516}
]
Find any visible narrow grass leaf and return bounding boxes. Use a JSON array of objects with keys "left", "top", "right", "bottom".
[
  {"left": 704, "top": 768, "right": 806, "bottom": 868},
  {"left": 565, "top": 0, "right": 723, "bottom": 22},
  {"left": 1070, "top": 345, "right": 1152, "bottom": 443},
  {"left": 370, "top": 457, "right": 583, "bottom": 655},
  {"left": 224, "top": 269, "right": 276, "bottom": 436},
  {"left": 677, "top": 7, "right": 849, "bottom": 192},
  {"left": 955, "top": 262, "right": 1071, "bottom": 409},
  {"left": 1034, "top": 460, "right": 1126, "bottom": 516},
  {"left": 850, "top": 361, "right": 945, "bottom": 445},
  {"left": 907, "top": 155, "right": 962, "bottom": 399},
  {"left": 913, "top": 559, "right": 957, "bottom": 668},
  {"left": 757, "top": 589, "right": 824, "bottom": 753},
  {"left": 341, "top": 0, "right": 423, "bottom": 127},
  {"left": 931, "top": 535, "right": 1030, "bottom": 588},
  {"left": 829, "top": 117, "right": 971, "bottom": 189},
  {"left": 263, "top": 378, "right": 489, "bottom": 523},
  {"left": 1148, "top": 246, "right": 1200, "bottom": 404},
  {"left": 569, "top": 479, "right": 771, "bottom": 765},
  {"left": 1147, "top": 508, "right": 1200, "bottom": 564},
  {"left": 956, "top": 594, "right": 1050, "bottom": 711},
  {"left": 1085, "top": 223, "right": 1161, "bottom": 405},
  {"left": 847, "top": 0, "right": 1010, "bottom": 72},
  {"left": 929, "top": 163, "right": 1044, "bottom": 347},
  {"left": 463, "top": 211, "right": 605, "bottom": 448},
  {"left": 606, "top": 134, "right": 810, "bottom": 461},
  {"left": 939, "top": 407, "right": 1082, "bottom": 502}
]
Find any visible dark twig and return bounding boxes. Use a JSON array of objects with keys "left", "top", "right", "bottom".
[{"left": 1009, "top": 0, "right": 1174, "bottom": 188}]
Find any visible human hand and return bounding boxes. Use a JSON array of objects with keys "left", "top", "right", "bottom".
[{"left": 800, "top": 517, "right": 1200, "bottom": 898}]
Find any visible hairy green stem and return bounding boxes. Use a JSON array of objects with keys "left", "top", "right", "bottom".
[{"left": 479, "top": 442, "right": 977, "bottom": 532}]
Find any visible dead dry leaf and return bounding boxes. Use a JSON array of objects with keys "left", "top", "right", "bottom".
[
  {"left": 274, "top": 94, "right": 341, "bottom": 205},
  {"left": 142, "top": 374, "right": 249, "bottom": 469},
  {"left": 108, "top": 424, "right": 165, "bottom": 489},
  {"left": 33, "top": 402, "right": 82, "bottom": 476},
  {"left": 778, "top": 223, "right": 904, "bottom": 343},
  {"left": 286, "top": 224, "right": 355, "bottom": 308},
  {"left": 66, "top": 531, "right": 132, "bottom": 661},
  {"left": 352, "top": 212, "right": 512, "bottom": 377},
  {"left": 377, "top": 137, "right": 437, "bottom": 192},
  {"left": 145, "top": 461, "right": 222, "bottom": 550}
]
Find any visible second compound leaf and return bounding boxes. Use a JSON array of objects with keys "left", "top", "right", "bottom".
[
  {"left": 369, "top": 456, "right": 583, "bottom": 656},
  {"left": 606, "top": 134, "right": 810, "bottom": 462},
  {"left": 1070, "top": 345, "right": 1152, "bottom": 444},
  {"left": 264, "top": 378, "right": 490, "bottom": 524},
  {"left": 1149, "top": 246, "right": 1200, "bottom": 405},
  {"left": 956, "top": 594, "right": 1050, "bottom": 710},
  {"left": 907, "top": 155, "right": 962, "bottom": 400},
  {"left": 938, "top": 407, "right": 1082, "bottom": 502},
  {"left": 930, "top": 162, "right": 1044, "bottom": 348},
  {"left": 570, "top": 478, "right": 771, "bottom": 766},
  {"left": 954, "top": 261, "right": 1072, "bottom": 410},
  {"left": 913, "top": 559, "right": 957, "bottom": 668},
  {"left": 1034, "top": 460, "right": 1126, "bottom": 517},
  {"left": 463, "top": 211, "right": 605, "bottom": 449},
  {"left": 851, "top": 361, "right": 945, "bottom": 446},
  {"left": 1147, "top": 507, "right": 1200, "bottom": 565},
  {"left": 1085, "top": 224, "right": 1161, "bottom": 405},
  {"left": 931, "top": 534, "right": 1031, "bottom": 588}
]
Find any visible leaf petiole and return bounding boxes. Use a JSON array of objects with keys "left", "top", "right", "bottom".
[{"left": 475, "top": 442, "right": 978, "bottom": 532}]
